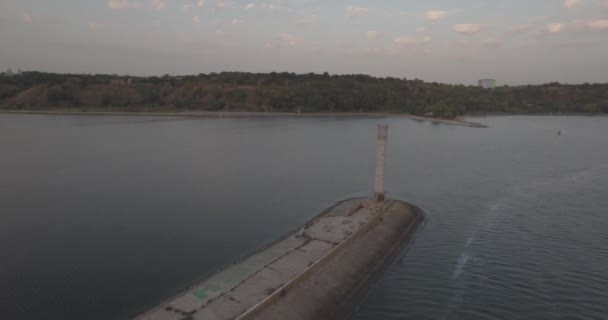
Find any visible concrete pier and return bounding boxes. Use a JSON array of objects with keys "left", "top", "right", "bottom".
[{"left": 133, "top": 198, "right": 423, "bottom": 320}]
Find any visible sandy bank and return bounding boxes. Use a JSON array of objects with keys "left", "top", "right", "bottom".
[{"left": 0, "top": 109, "right": 486, "bottom": 128}]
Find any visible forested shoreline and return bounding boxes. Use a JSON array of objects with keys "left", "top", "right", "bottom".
[{"left": 1, "top": 71, "right": 607, "bottom": 118}]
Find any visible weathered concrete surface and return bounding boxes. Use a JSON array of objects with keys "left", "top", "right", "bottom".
[
  {"left": 133, "top": 198, "right": 423, "bottom": 320},
  {"left": 242, "top": 200, "right": 423, "bottom": 320}
]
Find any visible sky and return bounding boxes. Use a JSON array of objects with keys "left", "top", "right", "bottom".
[{"left": 1, "top": 0, "right": 608, "bottom": 85}]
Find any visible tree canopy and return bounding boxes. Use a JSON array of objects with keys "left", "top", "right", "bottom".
[{"left": 1, "top": 71, "right": 607, "bottom": 118}]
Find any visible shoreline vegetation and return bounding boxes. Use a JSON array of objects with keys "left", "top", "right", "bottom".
[{"left": 1, "top": 71, "right": 607, "bottom": 122}]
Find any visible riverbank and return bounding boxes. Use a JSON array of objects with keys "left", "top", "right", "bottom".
[
  {"left": 466, "top": 111, "right": 606, "bottom": 117},
  {"left": 133, "top": 198, "right": 424, "bottom": 320},
  {"left": 0, "top": 109, "right": 486, "bottom": 128}
]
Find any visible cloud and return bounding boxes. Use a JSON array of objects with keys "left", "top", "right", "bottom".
[
  {"left": 88, "top": 22, "right": 104, "bottom": 32},
  {"left": 347, "top": 6, "right": 370, "bottom": 17},
  {"left": 453, "top": 24, "right": 482, "bottom": 34},
  {"left": 545, "top": 22, "right": 567, "bottom": 33},
  {"left": 151, "top": 0, "right": 167, "bottom": 10},
  {"left": 539, "top": 19, "right": 608, "bottom": 35},
  {"left": 193, "top": 16, "right": 201, "bottom": 25},
  {"left": 563, "top": 0, "right": 583, "bottom": 9},
  {"left": 425, "top": 10, "right": 448, "bottom": 21},
  {"left": 366, "top": 30, "right": 381, "bottom": 39},
  {"left": 279, "top": 33, "right": 298, "bottom": 46},
  {"left": 393, "top": 36, "right": 431, "bottom": 47},
  {"left": 416, "top": 26, "right": 428, "bottom": 33},
  {"left": 265, "top": 3, "right": 280, "bottom": 11},
  {"left": 586, "top": 18, "right": 608, "bottom": 30},
  {"left": 22, "top": 13, "right": 33, "bottom": 23},
  {"left": 184, "top": 0, "right": 205, "bottom": 11},
  {"left": 108, "top": 0, "right": 140, "bottom": 9},
  {"left": 231, "top": 19, "right": 244, "bottom": 26},
  {"left": 393, "top": 37, "right": 417, "bottom": 46},
  {"left": 216, "top": 1, "right": 226, "bottom": 9},
  {"left": 245, "top": 3, "right": 282, "bottom": 11}
]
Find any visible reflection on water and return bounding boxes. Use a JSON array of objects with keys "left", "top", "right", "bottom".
[{"left": 0, "top": 114, "right": 607, "bottom": 320}]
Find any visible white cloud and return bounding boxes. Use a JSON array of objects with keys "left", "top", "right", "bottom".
[
  {"left": 563, "top": 0, "right": 583, "bottom": 9},
  {"left": 88, "top": 22, "right": 104, "bottom": 32},
  {"left": 108, "top": 0, "right": 140, "bottom": 9},
  {"left": 425, "top": 10, "right": 448, "bottom": 21},
  {"left": 197, "top": 0, "right": 206, "bottom": 8},
  {"left": 183, "top": 4, "right": 193, "bottom": 11},
  {"left": 22, "top": 13, "right": 33, "bottom": 23},
  {"left": 193, "top": 15, "right": 201, "bottom": 25},
  {"left": 453, "top": 24, "right": 482, "bottom": 34},
  {"left": 347, "top": 6, "right": 370, "bottom": 17},
  {"left": 366, "top": 30, "right": 381, "bottom": 39},
  {"left": 279, "top": 33, "right": 298, "bottom": 46},
  {"left": 151, "top": 0, "right": 167, "bottom": 10},
  {"left": 216, "top": 1, "right": 226, "bottom": 9},
  {"left": 231, "top": 19, "right": 244, "bottom": 25},
  {"left": 394, "top": 37, "right": 417, "bottom": 46},
  {"left": 416, "top": 26, "right": 428, "bottom": 33},
  {"left": 245, "top": 3, "right": 282, "bottom": 11},
  {"left": 586, "top": 18, "right": 608, "bottom": 30},
  {"left": 539, "top": 19, "right": 608, "bottom": 35},
  {"left": 545, "top": 22, "right": 566, "bottom": 33},
  {"left": 393, "top": 36, "right": 431, "bottom": 47}
]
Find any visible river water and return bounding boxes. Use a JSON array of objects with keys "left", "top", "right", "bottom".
[{"left": 0, "top": 114, "right": 606, "bottom": 320}]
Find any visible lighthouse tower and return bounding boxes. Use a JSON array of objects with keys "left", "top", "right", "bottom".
[{"left": 374, "top": 124, "right": 388, "bottom": 202}]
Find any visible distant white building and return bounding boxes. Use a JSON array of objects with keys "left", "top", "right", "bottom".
[{"left": 478, "top": 79, "right": 497, "bottom": 89}]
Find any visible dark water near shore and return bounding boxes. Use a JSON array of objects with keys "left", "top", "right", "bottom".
[{"left": 1, "top": 114, "right": 607, "bottom": 320}]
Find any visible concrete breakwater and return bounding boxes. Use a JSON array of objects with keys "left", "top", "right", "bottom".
[{"left": 133, "top": 198, "right": 423, "bottom": 320}]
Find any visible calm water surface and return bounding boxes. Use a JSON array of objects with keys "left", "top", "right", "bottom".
[{"left": 1, "top": 114, "right": 607, "bottom": 320}]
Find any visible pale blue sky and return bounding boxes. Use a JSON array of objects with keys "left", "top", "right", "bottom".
[{"left": 1, "top": 0, "right": 607, "bottom": 84}]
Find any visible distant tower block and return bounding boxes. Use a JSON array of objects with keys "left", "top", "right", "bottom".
[{"left": 374, "top": 124, "right": 388, "bottom": 202}]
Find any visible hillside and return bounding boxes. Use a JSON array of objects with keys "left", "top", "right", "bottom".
[{"left": 1, "top": 71, "right": 608, "bottom": 118}]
